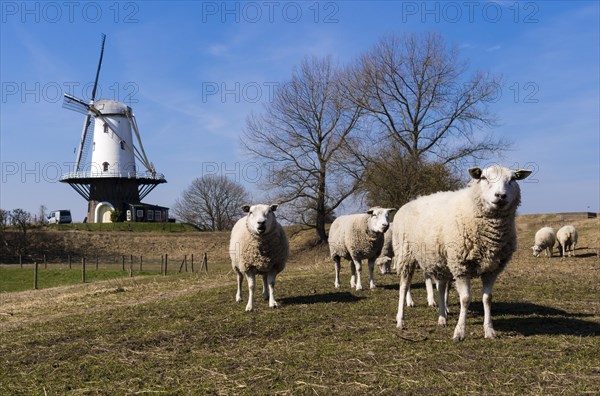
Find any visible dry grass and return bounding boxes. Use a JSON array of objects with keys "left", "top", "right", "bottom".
[{"left": 1, "top": 215, "right": 599, "bottom": 395}]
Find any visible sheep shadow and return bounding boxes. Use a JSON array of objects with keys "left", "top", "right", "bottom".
[
  {"left": 380, "top": 282, "right": 426, "bottom": 291},
  {"left": 467, "top": 301, "right": 600, "bottom": 336},
  {"left": 280, "top": 292, "right": 366, "bottom": 305}
]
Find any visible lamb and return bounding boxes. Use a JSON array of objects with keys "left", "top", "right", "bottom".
[
  {"left": 329, "top": 207, "right": 396, "bottom": 290},
  {"left": 393, "top": 165, "right": 532, "bottom": 341},
  {"left": 229, "top": 204, "right": 289, "bottom": 312},
  {"left": 376, "top": 226, "right": 394, "bottom": 275},
  {"left": 556, "top": 225, "right": 578, "bottom": 257},
  {"left": 531, "top": 227, "right": 556, "bottom": 257}
]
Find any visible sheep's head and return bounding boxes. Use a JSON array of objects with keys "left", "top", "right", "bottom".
[
  {"left": 366, "top": 207, "right": 396, "bottom": 234},
  {"left": 469, "top": 166, "right": 532, "bottom": 215},
  {"left": 242, "top": 204, "right": 278, "bottom": 236},
  {"left": 531, "top": 245, "right": 543, "bottom": 257}
]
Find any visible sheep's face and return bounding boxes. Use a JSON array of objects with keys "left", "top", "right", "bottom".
[
  {"left": 242, "top": 204, "right": 278, "bottom": 236},
  {"left": 366, "top": 207, "right": 396, "bottom": 234},
  {"left": 531, "top": 245, "right": 542, "bottom": 257},
  {"left": 469, "top": 166, "right": 532, "bottom": 213}
]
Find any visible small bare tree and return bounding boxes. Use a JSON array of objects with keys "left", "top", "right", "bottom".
[
  {"left": 347, "top": 32, "right": 508, "bottom": 165},
  {"left": 243, "top": 55, "right": 362, "bottom": 243},
  {"left": 10, "top": 209, "right": 31, "bottom": 255},
  {"left": 173, "top": 175, "right": 249, "bottom": 231}
]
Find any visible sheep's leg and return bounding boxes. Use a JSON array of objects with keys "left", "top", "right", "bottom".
[
  {"left": 481, "top": 271, "right": 499, "bottom": 339},
  {"left": 245, "top": 268, "right": 257, "bottom": 312},
  {"left": 235, "top": 268, "right": 243, "bottom": 303},
  {"left": 405, "top": 285, "right": 414, "bottom": 307},
  {"left": 425, "top": 272, "right": 437, "bottom": 307},
  {"left": 444, "top": 281, "right": 451, "bottom": 315},
  {"left": 368, "top": 259, "right": 376, "bottom": 289},
  {"left": 262, "top": 273, "right": 269, "bottom": 301},
  {"left": 436, "top": 279, "right": 449, "bottom": 327},
  {"left": 396, "top": 264, "right": 415, "bottom": 329},
  {"left": 452, "top": 276, "right": 471, "bottom": 342},
  {"left": 350, "top": 260, "right": 357, "bottom": 289},
  {"left": 266, "top": 270, "right": 278, "bottom": 308},
  {"left": 334, "top": 256, "right": 342, "bottom": 289},
  {"left": 353, "top": 258, "right": 363, "bottom": 290}
]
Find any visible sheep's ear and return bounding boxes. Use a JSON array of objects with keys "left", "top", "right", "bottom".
[
  {"left": 367, "top": 208, "right": 374, "bottom": 215},
  {"left": 514, "top": 169, "right": 532, "bottom": 180},
  {"left": 241, "top": 205, "right": 251, "bottom": 213},
  {"left": 468, "top": 167, "right": 482, "bottom": 180},
  {"left": 270, "top": 204, "right": 279, "bottom": 212}
]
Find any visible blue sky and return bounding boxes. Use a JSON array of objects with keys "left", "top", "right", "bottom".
[{"left": 1, "top": 1, "right": 599, "bottom": 221}]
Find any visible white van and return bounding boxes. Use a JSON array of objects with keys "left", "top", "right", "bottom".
[{"left": 47, "top": 210, "right": 72, "bottom": 224}]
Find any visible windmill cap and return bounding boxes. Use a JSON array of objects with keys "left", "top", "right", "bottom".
[{"left": 93, "top": 99, "right": 131, "bottom": 115}]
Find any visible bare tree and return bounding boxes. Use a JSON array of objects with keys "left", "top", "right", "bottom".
[
  {"left": 10, "top": 209, "right": 31, "bottom": 255},
  {"left": 347, "top": 32, "right": 508, "bottom": 165},
  {"left": 173, "top": 175, "right": 249, "bottom": 231},
  {"left": 360, "top": 142, "right": 462, "bottom": 209},
  {"left": 243, "top": 55, "right": 362, "bottom": 243},
  {"left": 38, "top": 205, "right": 47, "bottom": 225}
]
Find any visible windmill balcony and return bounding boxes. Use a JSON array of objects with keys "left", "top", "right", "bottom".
[{"left": 60, "top": 170, "right": 165, "bottom": 181}]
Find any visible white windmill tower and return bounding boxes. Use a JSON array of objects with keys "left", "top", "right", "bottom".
[{"left": 60, "top": 34, "right": 167, "bottom": 223}]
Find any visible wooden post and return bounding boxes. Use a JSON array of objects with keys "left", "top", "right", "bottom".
[
  {"left": 122, "top": 255, "right": 125, "bottom": 272},
  {"left": 82, "top": 257, "right": 86, "bottom": 283},
  {"left": 95, "top": 254, "right": 99, "bottom": 270},
  {"left": 164, "top": 254, "right": 168, "bottom": 275},
  {"left": 19, "top": 254, "right": 22, "bottom": 269},
  {"left": 43, "top": 254, "right": 47, "bottom": 269},
  {"left": 178, "top": 256, "right": 186, "bottom": 273},
  {"left": 191, "top": 254, "right": 194, "bottom": 273},
  {"left": 33, "top": 261, "right": 38, "bottom": 290},
  {"left": 185, "top": 255, "right": 188, "bottom": 272},
  {"left": 68, "top": 254, "right": 72, "bottom": 269},
  {"left": 160, "top": 255, "right": 163, "bottom": 275},
  {"left": 129, "top": 256, "right": 133, "bottom": 277},
  {"left": 202, "top": 253, "right": 208, "bottom": 273},
  {"left": 139, "top": 255, "right": 143, "bottom": 272}
]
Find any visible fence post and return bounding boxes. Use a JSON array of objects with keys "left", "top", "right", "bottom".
[
  {"left": 96, "top": 254, "right": 99, "bottom": 270},
  {"left": 202, "top": 253, "right": 208, "bottom": 273},
  {"left": 33, "top": 261, "right": 38, "bottom": 290},
  {"left": 122, "top": 255, "right": 125, "bottom": 272},
  {"left": 43, "top": 254, "right": 47, "bottom": 269},
  {"left": 129, "top": 255, "right": 133, "bottom": 277},
  {"left": 160, "top": 255, "right": 163, "bottom": 275},
  {"left": 68, "top": 254, "right": 72, "bottom": 269},
  {"left": 164, "top": 254, "right": 168, "bottom": 275},
  {"left": 82, "top": 257, "right": 86, "bottom": 283},
  {"left": 191, "top": 253, "right": 194, "bottom": 273},
  {"left": 139, "top": 255, "right": 143, "bottom": 272},
  {"left": 19, "top": 254, "right": 22, "bottom": 269}
]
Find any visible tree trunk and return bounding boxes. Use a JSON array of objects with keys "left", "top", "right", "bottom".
[{"left": 315, "top": 165, "right": 328, "bottom": 243}]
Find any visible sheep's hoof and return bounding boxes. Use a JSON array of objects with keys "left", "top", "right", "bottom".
[
  {"left": 484, "top": 326, "right": 496, "bottom": 339},
  {"left": 438, "top": 316, "right": 447, "bottom": 327},
  {"left": 396, "top": 319, "right": 405, "bottom": 329},
  {"left": 428, "top": 301, "right": 437, "bottom": 308},
  {"left": 452, "top": 326, "right": 466, "bottom": 342},
  {"left": 269, "top": 301, "right": 278, "bottom": 308},
  {"left": 236, "top": 296, "right": 242, "bottom": 303},
  {"left": 245, "top": 304, "right": 253, "bottom": 312},
  {"left": 369, "top": 282, "right": 376, "bottom": 289},
  {"left": 334, "top": 283, "right": 340, "bottom": 289}
]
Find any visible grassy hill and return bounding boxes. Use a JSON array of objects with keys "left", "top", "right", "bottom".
[{"left": 1, "top": 214, "right": 598, "bottom": 394}]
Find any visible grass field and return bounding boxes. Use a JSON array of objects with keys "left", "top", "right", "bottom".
[
  {"left": 47, "top": 222, "right": 200, "bottom": 232},
  {"left": 1, "top": 215, "right": 598, "bottom": 395}
]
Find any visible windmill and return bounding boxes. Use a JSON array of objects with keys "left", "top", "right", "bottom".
[{"left": 60, "top": 34, "right": 167, "bottom": 223}]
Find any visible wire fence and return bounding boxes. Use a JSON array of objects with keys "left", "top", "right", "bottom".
[{"left": 1, "top": 253, "right": 209, "bottom": 291}]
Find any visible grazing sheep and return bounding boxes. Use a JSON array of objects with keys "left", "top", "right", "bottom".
[
  {"left": 532, "top": 227, "right": 556, "bottom": 257},
  {"left": 330, "top": 207, "right": 396, "bottom": 290},
  {"left": 229, "top": 204, "right": 289, "bottom": 312},
  {"left": 377, "top": 226, "right": 394, "bottom": 275},
  {"left": 556, "top": 225, "right": 578, "bottom": 257},
  {"left": 393, "top": 165, "right": 532, "bottom": 341}
]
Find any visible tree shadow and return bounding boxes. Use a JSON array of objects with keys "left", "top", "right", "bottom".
[
  {"left": 466, "top": 301, "right": 600, "bottom": 336},
  {"left": 280, "top": 292, "right": 366, "bottom": 305},
  {"left": 572, "top": 252, "right": 597, "bottom": 258}
]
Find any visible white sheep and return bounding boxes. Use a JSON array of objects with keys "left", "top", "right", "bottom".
[
  {"left": 376, "top": 226, "right": 393, "bottom": 275},
  {"left": 329, "top": 207, "right": 396, "bottom": 290},
  {"left": 556, "top": 225, "right": 578, "bottom": 257},
  {"left": 393, "top": 165, "right": 532, "bottom": 341},
  {"left": 229, "top": 204, "right": 289, "bottom": 312},
  {"left": 531, "top": 227, "right": 556, "bottom": 257}
]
